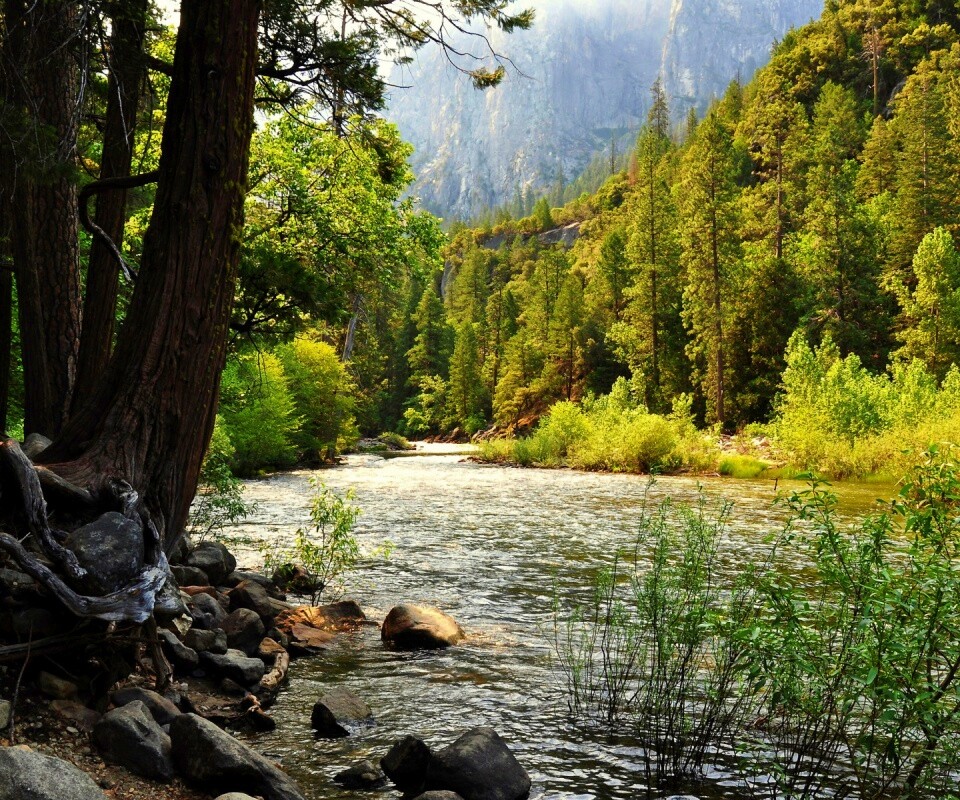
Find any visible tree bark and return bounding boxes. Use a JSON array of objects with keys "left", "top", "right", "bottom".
[
  {"left": 2, "top": 0, "right": 83, "bottom": 437},
  {"left": 40, "top": 0, "right": 261, "bottom": 552},
  {"left": 72, "top": 0, "right": 149, "bottom": 412}
]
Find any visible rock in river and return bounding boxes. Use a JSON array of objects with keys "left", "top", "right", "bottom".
[
  {"left": 381, "top": 604, "right": 464, "bottom": 649},
  {"left": 427, "top": 727, "right": 530, "bottom": 800},
  {"left": 311, "top": 686, "right": 374, "bottom": 737}
]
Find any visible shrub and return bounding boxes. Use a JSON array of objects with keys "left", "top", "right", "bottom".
[
  {"left": 262, "top": 479, "right": 362, "bottom": 604},
  {"left": 188, "top": 415, "right": 254, "bottom": 540},
  {"left": 219, "top": 351, "right": 298, "bottom": 476},
  {"left": 277, "top": 336, "right": 359, "bottom": 461}
]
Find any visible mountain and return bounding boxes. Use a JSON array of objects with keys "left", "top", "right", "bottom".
[{"left": 385, "top": 0, "right": 823, "bottom": 220}]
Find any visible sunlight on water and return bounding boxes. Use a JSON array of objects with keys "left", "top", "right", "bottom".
[{"left": 223, "top": 446, "right": 896, "bottom": 800}]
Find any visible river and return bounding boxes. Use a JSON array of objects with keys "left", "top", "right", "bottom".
[{"left": 220, "top": 444, "right": 895, "bottom": 800}]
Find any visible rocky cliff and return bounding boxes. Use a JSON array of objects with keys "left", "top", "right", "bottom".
[{"left": 386, "top": 0, "right": 822, "bottom": 219}]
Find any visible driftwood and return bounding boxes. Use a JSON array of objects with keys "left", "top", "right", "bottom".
[
  {"left": 0, "top": 438, "right": 172, "bottom": 624},
  {"left": 258, "top": 647, "right": 290, "bottom": 705}
]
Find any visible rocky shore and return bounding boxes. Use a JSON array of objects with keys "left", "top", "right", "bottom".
[{"left": 0, "top": 535, "right": 530, "bottom": 800}]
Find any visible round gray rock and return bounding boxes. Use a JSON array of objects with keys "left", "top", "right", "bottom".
[
  {"left": 0, "top": 746, "right": 108, "bottom": 799},
  {"left": 66, "top": 512, "right": 144, "bottom": 595},
  {"left": 222, "top": 608, "right": 266, "bottom": 656},
  {"left": 427, "top": 727, "right": 530, "bottom": 800},
  {"left": 382, "top": 604, "right": 464, "bottom": 650},
  {"left": 184, "top": 542, "right": 237, "bottom": 586}
]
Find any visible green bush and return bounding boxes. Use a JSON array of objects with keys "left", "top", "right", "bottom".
[
  {"left": 188, "top": 416, "right": 254, "bottom": 540},
  {"left": 219, "top": 352, "right": 298, "bottom": 476},
  {"left": 552, "top": 449, "right": 960, "bottom": 798},
  {"left": 277, "top": 335, "right": 359, "bottom": 461}
]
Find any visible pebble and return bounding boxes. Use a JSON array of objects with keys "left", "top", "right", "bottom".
[{"left": 66, "top": 726, "right": 79, "bottom": 735}]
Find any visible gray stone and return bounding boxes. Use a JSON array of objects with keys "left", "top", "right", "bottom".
[
  {"left": 185, "top": 627, "right": 228, "bottom": 654},
  {"left": 381, "top": 735, "right": 433, "bottom": 793},
  {"left": 171, "top": 713, "right": 305, "bottom": 800},
  {"left": 93, "top": 701, "right": 174, "bottom": 782},
  {"left": 171, "top": 565, "right": 210, "bottom": 587},
  {"left": 66, "top": 512, "right": 144, "bottom": 595},
  {"left": 0, "top": 701, "right": 9, "bottom": 730},
  {"left": 222, "top": 608, "right": 266, "bottom": 656},
  {"left": 9, "top": 607, "right": 65, "bottom": 639},
  {"left": 427, "top": 727, "right": 530, "bottom": 800},
  {"left": 414, "top": 793, "right": 466, "bottom": 800},
  {"left": 22, "top": 433, "right": 52, "bottom": 460},
  {"left": 155, "top": 577, "right": 190, "bottom": 622},
  {"left": 109, "top": 687, "right": 181, "bottom": 726},
  {"left": 188, "top": 591, "right": 228, "bottom": 630},
  {"left": 158, "top": 628, "right": 200, "bottom": 672},
  {"left": 0, "top": 746, "right": 108, "bottom": 799},
  {"left": 310, "top": 687, "right": 374, "bottom": 737},
  {"left": 381, "top": 604, "right": 465, "bottom": 650},
  {"left": 200, "top": 649, "right": 266, "bottom": 687},
  {"left": 228, "top": 581, "right": 277, "bottom": 621},
  {"left": 38, "top": 671, "right": 78, "bottom": 700},
  {"left": 184, "top": 542, "right": 237, "bottom": 586},
  {"left": 0, "top": 568, "right": 38, "bottom": 599},
  {"left": 227, "top": 571, "right": 285, "bottom": 599},
  {"left": 333, "top": 759, "right": 387, "bottom": 789},
  {"left": 215, "top": 795, "right": 261, "bottom": 800}
]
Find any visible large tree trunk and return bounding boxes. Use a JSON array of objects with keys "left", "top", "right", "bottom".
[
  {"left": 40, "top": 0, "right": 260, "bottom": 552},
  {"left": 2, "top": 0, "right": 82, "bottom": 438},
  {"left": 72, "top": 0, "right": 149, "bottom": 412}
]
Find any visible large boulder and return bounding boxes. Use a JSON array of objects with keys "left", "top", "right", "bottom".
[
  {"left": 109, "top": 687, "right": 181, "bottom": 726},
  {"left": 171, "top": 713, "right": 305, "bottom": 800},
  {"left": 222, "top": 608, "right": 266, "bottom": 656},
  {"left": 93, "top": 701, "right": 175, "bottom": 782},
  {"left": 381, "top": 734, "right": 433, "bottom": 793},
  {"left": 427, "top": 728, "right": 530, "bottom": 800},
  {"left": 0, "top": 747, "right": 108, "bottom": 800},
  {"left": 66, "top": 512, "right": 144, "bottom": 595},
  {"left": 200, "top": 649, "right": 266, "bottom": 687},
  {"left": 228, "top": 581, "right": 277, "bottom": 622},
  {"left": 184, "top": 542, "right": 237, "bottom": 586},
  {"left": 310, "top": 687, "right": 374, "bottom": 737},
  {"left": 381, "top": 604, "right": 464, "bottom": 650}
]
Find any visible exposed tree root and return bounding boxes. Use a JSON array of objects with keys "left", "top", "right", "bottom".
[{"left": 0, "top": 437, "right": 173, "bottom": 624}]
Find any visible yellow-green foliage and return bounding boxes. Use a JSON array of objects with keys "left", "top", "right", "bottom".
[
  {"left": 774, "top": 332, "right": 960, "bottom": 479},
  {"left": 479, "top": 378, "right": 699, "bottom": 473}
]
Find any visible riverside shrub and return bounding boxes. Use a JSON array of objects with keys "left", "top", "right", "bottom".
[
  {"left": 551, "top": 448, "right": 960, "bottom": 798},
  {"left": 774, "top": 332, "right": 960, "bottom": 478}
]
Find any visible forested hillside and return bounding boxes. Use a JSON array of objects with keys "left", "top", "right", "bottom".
[{"left": 388, "top": 0, "right": 960, "bottom": 478}]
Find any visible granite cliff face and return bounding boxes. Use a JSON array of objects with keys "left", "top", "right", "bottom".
[{"left": 386, "top": 0, "right": 822, "bottom": 219}]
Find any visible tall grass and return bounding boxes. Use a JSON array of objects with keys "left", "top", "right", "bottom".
[{"left": 551, "top": 448, "right": 960, "bottom": 799}]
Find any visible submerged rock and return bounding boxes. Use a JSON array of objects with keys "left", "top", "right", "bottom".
[
  {"left": 381, "top": 604, "right": 464, "bottom": 649},
  {"left": 333, "top": 759, "right": 387, "bottom": 789},
  {"left": 311, "top": 687, "right": 374, "bottom": 737}
]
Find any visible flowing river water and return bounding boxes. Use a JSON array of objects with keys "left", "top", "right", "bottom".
[{"left": 221, "top": 444, "right": 894, "bottom": 800}]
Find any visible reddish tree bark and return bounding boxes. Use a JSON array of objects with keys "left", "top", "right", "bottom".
[
  {"left": 72, "top": 0, "right": 149, "bottom": 412},
  {"left": 2, "top": 0, "right": 82, "bottom": 437},
  {"left": 40, "top": 0, "right": 261, "bottom": 550}
]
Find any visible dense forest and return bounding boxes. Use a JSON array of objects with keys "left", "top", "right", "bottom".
[{"left": 4, "top": 0, "right": 960, "bottom": 486}]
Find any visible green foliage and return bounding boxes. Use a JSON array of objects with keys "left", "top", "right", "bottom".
[
  {"left": 262, "top": 479, "right": 363, "bottom": 604},
  {"left": 552, "top": 450, "right": 960, "bottom": 797},
  {"left": 188, "top": 416, "right": 254, "bottom": 541},
  {"left": 276, "top": 335, "right": 359, "bottom": 461},
  {"left": 775, "top": 332, "right": 960, "bottom": 477},
  {"left": 218, "top": 352, "right": 298, "bottom": 477}
]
